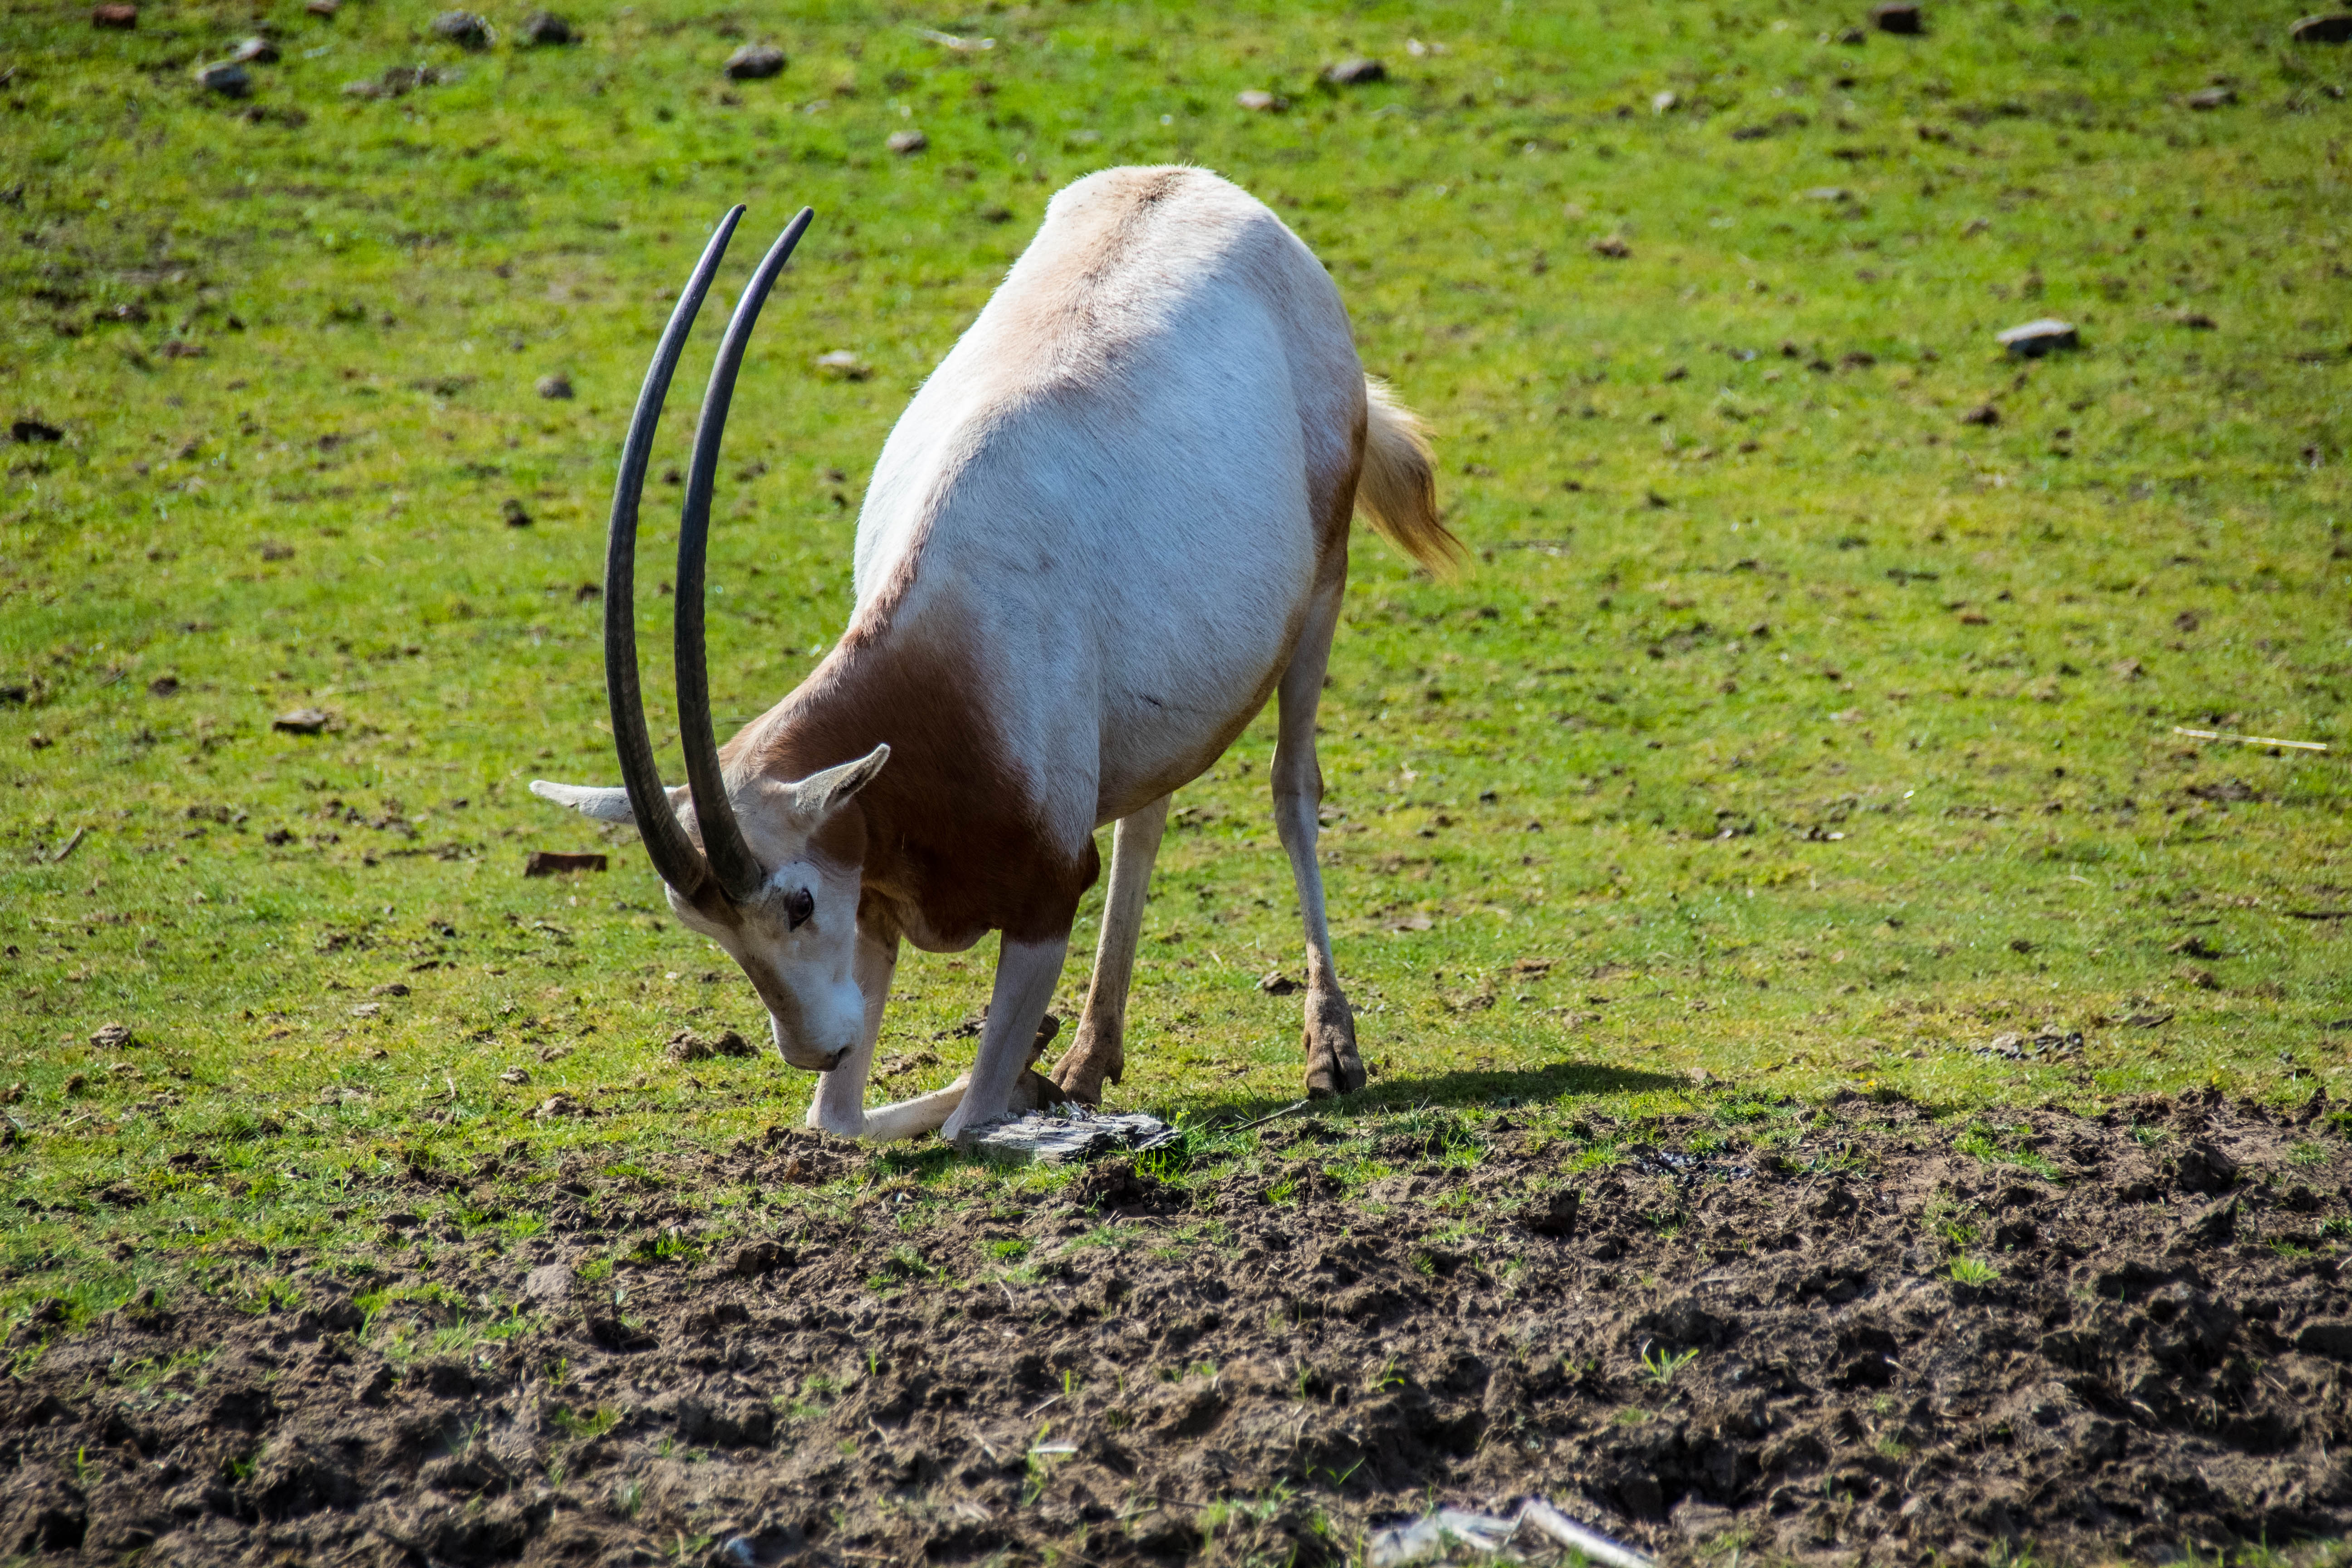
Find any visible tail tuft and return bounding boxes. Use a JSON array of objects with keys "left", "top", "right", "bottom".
[{"left": 1357, "top": 377, "right": 1462, "bottom": 575}]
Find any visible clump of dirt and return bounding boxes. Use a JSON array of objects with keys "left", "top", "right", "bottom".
[{"left": 5, "top": 1091, "right": 2352, "bottom": 1566}]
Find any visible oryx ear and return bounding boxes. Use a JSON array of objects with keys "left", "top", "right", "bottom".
[
  {"left": 787, "top": 744, "right": 890, "bottom": 819},
  {"left": 530, "top": 780, "right": 644, "bottom": 824}
]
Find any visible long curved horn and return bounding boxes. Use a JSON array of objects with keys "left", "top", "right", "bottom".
[
  {"left": 674, "top": 207, "right": 816, "bottom": 904},
  {"left": 604, "top": 206, "right": 746, "bottom": 902}
]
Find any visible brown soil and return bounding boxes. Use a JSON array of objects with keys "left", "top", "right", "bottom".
[{"left": 6, "top": 1090, "right": 2352, "bottom": 1567}]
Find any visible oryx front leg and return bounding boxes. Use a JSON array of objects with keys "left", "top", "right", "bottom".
[
  {"left": 803, "top": 919, "right": 1001, "bottom": 1142},
  {"left": 1272, "top": 580, "right": 1365, "bottom": 1098},
  {"left": 1051, "top": 795, "right": 1169, "bottom": 1107},
  {"left": 805, "top": 922, "right": 898, "bottom": 1138},
  {"left": 940, "top": 932, "right": 1071, "bottom": 1142}
]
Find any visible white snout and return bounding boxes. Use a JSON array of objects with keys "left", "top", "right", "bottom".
[{"left": 768, "top": 975, "right": 865, "bottom": 1072}]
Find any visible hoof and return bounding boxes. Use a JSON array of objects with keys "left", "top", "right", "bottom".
[
  {"left": 1009, "top": 1067, "right": 1062, "bottom": 1114},
  {"left": 1302, "top": 990, "right": 1364, "bottom": 1098},
  {"left": 1047, "top": 1024, "right": 1123, "bottom": 1108},
  {"left": 1303, "top": 1058, "right": 1367, "bottom": 1098}
]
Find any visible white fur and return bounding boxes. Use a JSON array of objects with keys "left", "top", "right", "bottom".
[
  {"left": 849, "top": 169, "right": 1358, "bottom": 843},
  {"left": 541, "top": 167, "right": 1413, "bottom": 1140}
]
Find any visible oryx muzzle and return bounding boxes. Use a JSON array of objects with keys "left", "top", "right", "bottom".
[{"left": 603, "top": 205, "right": 814, "bottom": 911}]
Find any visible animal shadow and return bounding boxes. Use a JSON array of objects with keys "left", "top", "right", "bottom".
[{"left": 1186, "top": 1060, "right": 1685, "bottom": 1126}]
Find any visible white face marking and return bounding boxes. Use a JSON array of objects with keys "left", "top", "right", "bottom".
[{"left": 670, "top": 853, "right": 868, "bottom": 1073}]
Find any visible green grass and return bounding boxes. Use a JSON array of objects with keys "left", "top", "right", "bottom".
[
  {"left": 1948, "top": 1254, "right": 2000, "bottom": 1285},
  {"left": 3, "top": 0, "right": 2350, "bottom": 1318},
  {"left": 1639, "top": 1343, "right": 1700, "bottom": 1386}
]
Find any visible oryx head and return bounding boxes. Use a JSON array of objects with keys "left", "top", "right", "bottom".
[{"left": 530, "top": 205, "right": 888, "bottom": 1073}]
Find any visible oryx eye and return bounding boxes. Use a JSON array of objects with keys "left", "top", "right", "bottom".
[{"left": 783, "top": 887, "right": 815, "bottom": 929}]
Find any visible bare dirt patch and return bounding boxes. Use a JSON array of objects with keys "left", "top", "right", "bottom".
[{"left": 6, "top": 1091, "right": 2351, "bottom": 1565}]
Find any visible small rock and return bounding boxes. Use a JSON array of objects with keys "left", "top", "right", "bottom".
[
  {"left": 959, "top": 1108, "right": 1179, "bottom": 1165},
  {"left": 500, "top": 1067, "right": 530, "bottom": 1085},
  {"left": 305, "top": 0, "right": 339, "bottom": 15},
  {"left": 12, "top": 418, "right": 64, "bottom": 443},
  {"left": 815, "top": 349, "right": 871, "bottom": 381},
  {"left": 1590, "top": 234, "right": 1632, "bottom": 259},
  {"left": 228, "top": 35, "right": 279, "bottom": 63},
  {"left": 2290, "top": 13, "right": 2352, "bottom": 43},
  {"left": 886, "top": 128, "right": 928, "bottom": 155},
  {"left": 1322, "top": 57, "right": 1387, "bottom": 85},
  {"left": 524, "top": 849, "right": 607, "bottom": 876},
  {"left": 1960, "top": 403, "right": 2000, "bottom": 426},
  {"left": 192, "top": 61, "right": 252, "bottom": 97},
  {"left": 349, "top": 1002, "right": 380, "bottom": 1018},
  {"left": 1258, "top": 969, "right": 1300, "bottom": 996},
  {"left": 1871, "top": 1, "right": 1924, "bottom": 34},
  {"left": 90, "top": 1022, "right": 135, "bottom": 1050},
  {"left": 518, "top": 10, "right": 574, "bottom": 45},
  {"left": 1996, "top": 318, "right": 2078, "bottom": 357},
  {"left": 1801, "top": 185, "right": 1852, "bottom": 201},
  {"left": 916, "top": 27, "right": 992, "bottom": 54},
  {"left": 2185, "top": 86, "right": 2236, "bottom": 110},
  {"left": 535, "top": 372, "right": 573, "bottom": 399},
  {"left": 272, "top": 707, "right": 330, "bottom": 735},
  {"left": 501, "top": 497, "right": 533, "bottom": 528},
  {"left": 1651, "top": 89, "right": 1678, "bottom": 114},
  {"left": 431, "top": 10, "right": 491, "bottom": 49},
  {"left": 1235, "top": 89, "right": 1286, "bottom": 112},
  {"left": 91, "top": 2, "right": 137, "bottom": 26},
  {"left": 724, "top": 43, "right": 786, "bottom": 80},
  {"left": 523, "top": 1261, "right": 574, "bottom": 1303}
]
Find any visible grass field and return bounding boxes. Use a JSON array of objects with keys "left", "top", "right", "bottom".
[{"left": 2, "top": 0, "right": 2349, "bottom": 1327}]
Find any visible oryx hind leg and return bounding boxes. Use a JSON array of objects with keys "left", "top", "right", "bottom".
[
  {"left": 1050, "top": 795, "right": 1171, "bottom": 1107},
  {"left": 1270, "top": 580, "right": 1364, "bottom": 1098}
]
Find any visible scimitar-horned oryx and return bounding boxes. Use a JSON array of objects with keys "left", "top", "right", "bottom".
[{"left": 533, "top": 166, "right": 1456, "bottom": 1142}]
